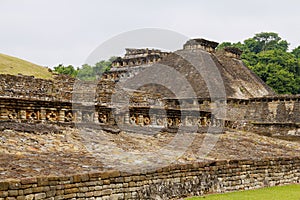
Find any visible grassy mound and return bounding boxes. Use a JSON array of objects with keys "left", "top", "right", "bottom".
[
  {"left": 0, "top": 53, "right": 52, "bottom": 79},
  {"left": 187, "top": 184, "right": 300, "bottom": 200}
]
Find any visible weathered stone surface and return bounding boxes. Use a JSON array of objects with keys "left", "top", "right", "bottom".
[
  {"left": 0, "top": 38, "right": 300, "bottom": 200},
  {"left": 0, "top": 182, "right": 9, "bottom": 191},
  {"left": 0, "top": 191, "right": 8, "bottom": 198},
  {"left": 2, "top": 137, "right": 298, "bottom": 199},
  {"left": 34, "top": 193, "right": 46, "bottom": 200}
]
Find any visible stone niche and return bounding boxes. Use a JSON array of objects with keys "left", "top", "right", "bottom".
[
  {"left": 111, "top": 48, "right": 169, "bottom": 68},
  {"left": 224, "top": 47, "right": 243, "bottom": 59},
  {"left": 183, "top": 38, "right": 219, "bottom": 53}
]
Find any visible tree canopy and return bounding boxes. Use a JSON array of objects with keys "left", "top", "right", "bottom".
[
  {"left": 53, "top": 57, "right": 116, "bottom": 81},
  {"left": 218, "top": 32, "right": 300, "bottom": 94},
  {"left": 53, "top": 64, "right": 78, "bottom": 77}
]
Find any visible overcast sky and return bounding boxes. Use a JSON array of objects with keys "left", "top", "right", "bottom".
[{"left": 1, "top": 0, "right": 300, "bottom": 68}]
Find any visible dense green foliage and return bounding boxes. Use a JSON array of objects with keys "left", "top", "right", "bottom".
[
  {"left": 53, "top": 64, "right": 78, "bottom": 77},
  {"left": 54, "top": 57, "right": 116, "bottom": 81},
  {"left": 187, "top": 184, "right": 300, "bottom": 200},
  {"left": 218, "top": 32, "right": 300, "bottom": 94}
]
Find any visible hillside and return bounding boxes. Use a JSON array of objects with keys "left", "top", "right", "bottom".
[{"left": 0, "top": 53, "right": 53, "bottom": 79}]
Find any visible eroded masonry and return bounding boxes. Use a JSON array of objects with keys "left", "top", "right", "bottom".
[
  {"left": 0, "top": 38, "right": 300, "bottom": 200},
  {"left": 0, "top": 39, "right": 299, "bottom": 137}
]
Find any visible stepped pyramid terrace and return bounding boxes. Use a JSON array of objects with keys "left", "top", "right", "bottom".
[{"left": 0, "top": 38, "right": 299, "bottom": 200}]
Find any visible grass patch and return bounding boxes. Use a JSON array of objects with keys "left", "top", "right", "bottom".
[
  {"left": 187, "top": 184, "right": 300, "bottom": 200},
  {"left": 0, "top": 53, "right": 53, "bottom": 79}
]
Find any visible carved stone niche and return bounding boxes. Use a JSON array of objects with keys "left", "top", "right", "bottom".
[
  {"left": 224, "top": 47, "right": 243, "bottom": 59},
  {"left": 7, "top": 109, "right": 18, "bottom": 120},
  {"left": 183, "top": 38, "right": 219, "bottom": 53},
  {"left": 26, "top": 110, "right": 39, "bottom": 120},
  {"left": 46, "top": 110, "right": 58, "bottom": 122},
  {"left": 74, "top": 111, "right": 82, "bottom": 123},
  {"left": 0, "top": 108, "right": 7, "bottom": 120},
  {"left": 82, "top": 112, "right": 93, "bottom": 122},
  {"left": 99, "top": 112, "right": 108, "bottom": 124},
  {"left": 64, "top": 111, "right": 74, "bottom": 122},
  {"left": 129, "top": 115, "right": 137, "bottom": 125}
]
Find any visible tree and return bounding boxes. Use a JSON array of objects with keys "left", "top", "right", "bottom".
[
  {"left": 93, "top": 58, "right": 116, "bottom": 77},
  {"left": 77, "top": 64, "right": 95, "bottom": 81},
  {"left": 53, "top": 56, "right": 116, "bottom": 81},
  {"left": 292, "top": 46, "right": 300, "bottom": 59},
  {"left": 53, "top": 64, "right": 78, "bottom": 77},
  {"left": 265, "top": 65, "right": 297, "bottom": 94},
  {"left": 244, "top": 38, "right": 262, "bottom": 53},
  {"left": 218, "top": 32, "right": 299, "bottom": 94},
  {"left": 252, "top": 32, "right": 289, "bottom": 52},
  {"left": 256, "top": 50, "right": 299, "bottom": 75}
]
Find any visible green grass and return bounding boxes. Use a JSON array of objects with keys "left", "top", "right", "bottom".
[
  {"left": 187, "top": 184, "right": 300, "bottom": 200},
  {"left": 0, "top": 53, "right": 53, "bottom": 79}
]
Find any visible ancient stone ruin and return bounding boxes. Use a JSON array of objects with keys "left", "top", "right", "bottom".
[
  {"left": 0, "top": 38, "right": 298, "bottom": 135},
  {"left": 0, "top": 38, "right": 299, "bottom": 199}
]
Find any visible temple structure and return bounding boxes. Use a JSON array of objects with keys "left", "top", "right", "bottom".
[{"left": 0, "top": 38, "right": 299, "bottom": 136}]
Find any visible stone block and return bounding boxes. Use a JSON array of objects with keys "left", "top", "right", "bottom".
[
  {"left": 64, "top": 188, "right": 79, "bottom": 194},
  {"left": 128, "top": 182, "right": 136, "bottom": 187},
  {"left": 6, "top": 197, "right": 16, "bottom": 200},
  {"left": 24, "top": 194, "right": 34, "bottom": 200},
  {"left": 93, "top": 190, "right": 102, "bottom": 197},
  {"left": 123, "top": 177, "right": 131, "bottom": 183},
  {"left": 23, "top": 188, "right": 33, "bottom": 195},
  {"left": 77, "top": 193, "right": 86, "bottom": 198},
  {"left": 79, "top": 187, "right": 89, "bottom": 193},
  {"left": 94, "top": 186, "right": 102, "bottom": 191},
  {"left": 72, "top": 175, "right": 81, "bottom": 183},
  {"left": 33, "top": 186, "right": 50, "bottom": 193},
  {"left": 0, "top": 191, "right": 8, "bottom": 198},
  {"left": 101, "top": 189, "right": 112, "bottom": 196},
  {"left": 21, "top": 178, "right": 37, "bottom": 185},
  {"left": 114, "top": 177, "right": 124, "bottom": 183},
  {"left": 8, "top": 190, "right": 19, "bottom": 197},
  {"left": 63, "top": 193, "right": 76, "bottom": 199},
  {"left": 34, "top": 193, "right": 46, "bottom": 200},
  {"left": 53, "top": 196, "right": 64, "bottom": 200},
  {"left": 8, "top": 181, "right": 21, "bottom": 190},
  {"left": 100, "top": 171, "right": 120, "bottom": 179},
  {"left": 17, "top": 190, "right": 22, "bottom": 196},
  {"left": 85, "top": 191, "right": 94, "bottom": 197},
  {"left": 37, "top": 178, "right": 49, "bottom": 186},
  {"left": 16, "top": 196, "right": 25, "bottom": 200},
  {"left": 55, "top": 190, "right": 64, "bottom": 196},
  {"left": 0, "top": 182, "right": 9, "bottom": 191},
  {"left": 110, "top": 193, "right": 124, "bottom": 200},
  {"left": 89, "top": 172, "right": 102, "bottom": 180},
  {"left": 81, "top": 174, "right": 90, "bottom": 182},
  {"left": 46, "top": 190, "right": 56, "bottom": 197}
]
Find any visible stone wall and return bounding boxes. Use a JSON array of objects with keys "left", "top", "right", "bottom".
[
  {"left": 0, "top": 74, "right": 299, "bottom": 134},
  {"left": 0, "top": 157, "right": 299, "bottom": 200},
  {"left": 226, "top": 97, "right": 300, "bottom": 123},
  {"left": 0, "top": 92, "right": 299, "bottom": 134},
  {"left": 245, "top": 123, "right": 300, "bottom": 141},
  {"left": 111, "top": 48, "right": 169, "bottom": 68},
  {"left": 0, "top": 74, "right": 75, "bottom": 102}
]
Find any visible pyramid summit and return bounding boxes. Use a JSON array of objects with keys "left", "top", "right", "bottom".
[{"left": 109, "top": 38, "right": 275, "bottom": 99}]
